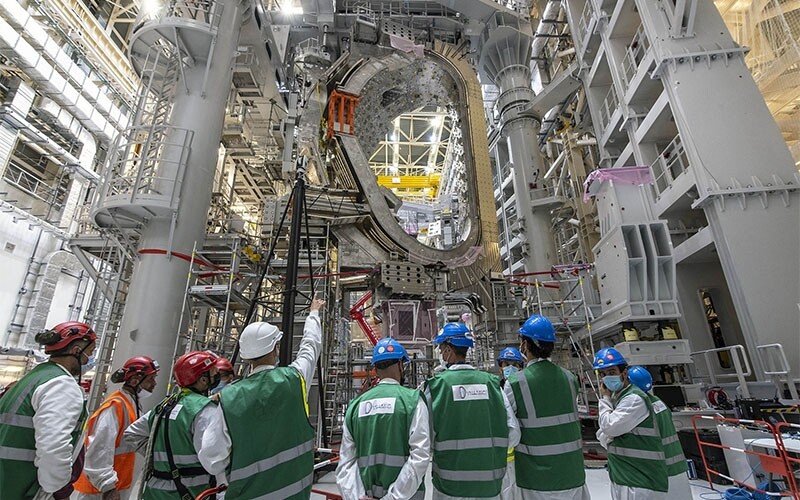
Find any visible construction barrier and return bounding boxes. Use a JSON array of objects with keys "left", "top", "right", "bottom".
[
  {"left": 311, "top": 489, "right": 343, "bottom": 500},
  {"left": 692, "top": 415, "right": 799, "bottom": 497},
  {"left": 776, "top": 422, "right": 800, "bottom": 492}
]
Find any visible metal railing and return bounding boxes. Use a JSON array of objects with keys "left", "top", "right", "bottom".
[
  {"left": 3, "top": 161, "right": 67, "bottom": 211},
  {"left": 137, "top": 0, "right": 224, "bottom": 27},
  {"left": 578, "top": 0, "right": 595, "bottom": 39},
  {"left": 691, "top": 345, "right": 752, "bottom": 398},
  {"left": 756, "top": 343, "right": 800, "bottom": 400},
  {"left": 598, "top": 85, "right": 618, "bottom": 131},
  {"left": 651, "top": 133, "right": 690, "bottom": 195},
  {"left": 621, "top": 24, "right": 650, "bottom": 87},
  {"left": 97, "top": 125, "right": 192, "bottom": 210}
]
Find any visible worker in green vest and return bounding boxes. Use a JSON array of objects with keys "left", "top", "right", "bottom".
[
  {"left": 504, "top": 315, "right": 590, "bottom": 500},
  {"left": 594, "top": 348, "right": 668, "bottom": 500},
  {"left": 336, "top": 337, "right": 431, "bottom": 500},
  {"left": 627, "top": 366, "right": 691, "bottom": 500},
  {"left": 216, "top": 296, "right": 324, "bottom": 499},
  {"left": 423, "top": 322, "right": 520, "bottom": 500},
  {"left": 123, "top": 350, "right": 230, "bottom": 500},
  {"left": 0, "top": 321, "right": 97, "bottom": 500}
]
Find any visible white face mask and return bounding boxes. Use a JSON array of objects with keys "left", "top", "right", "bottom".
[
  {"left": 138, "top": 388, "right": 154, "bottom": 399},
  {"left": 502, "top": 366, "right": 519, "bottom": 380}
]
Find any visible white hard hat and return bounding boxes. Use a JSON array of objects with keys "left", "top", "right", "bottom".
[{"left": 239, "top": 322, "right": 283, "bottom": 360}]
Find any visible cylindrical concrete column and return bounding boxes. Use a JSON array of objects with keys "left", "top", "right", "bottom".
[{"left": 112, "top": 0, "right": 245, "bottom": 401}]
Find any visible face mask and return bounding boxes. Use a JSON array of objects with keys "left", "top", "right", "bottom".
[
  {"left": 603, "top": 375, "right": 624, "bottom": 392},
  {"left": 210, "top": 372, "right": 221, "bottom": 389},
  {"left": 138, "top": 388, "right": 154, "bottom": 399},
  {"left": 502, "top": 366, "right": 519, "bottom": 380},
  {"left": 79, "top": 355, "right": 96, "bottom": 377}
]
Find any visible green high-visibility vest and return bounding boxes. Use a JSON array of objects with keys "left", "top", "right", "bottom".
[
  {"left": 220, "top": 367, "right": 315, "bottom": 499},
  {"left": 144, "top": 391, "right": 214, "bottom": 500},
  {"left": 509, "top": 360, "right": 586, "bottom": 491},
  {"left": 646, "top": 393, "right": 688, "bottom": 477},
  {"left": 423, "top": 368, "right": 508, "bottom": 498},
  {"left": 0, "top": 362, "right": 87, "bottom": 500},
  {"left": 607, "top": 384, "right": 668, "bottom": 492},
  {"left": 345, "top": 381, "right": 425, "bottom": 498}
]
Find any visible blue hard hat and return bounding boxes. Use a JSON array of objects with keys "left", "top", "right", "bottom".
[
  {"left": 496, "top": 347, "right": 525, "bottom": 366},
  {"left": 627, "top": 366, "right": 653, "bottom": 392},
  {"left": 432, "top": 322, "right": 474, "bottom": 348},
  {"left": 592, "top": 347, "right": 627, "bottom": 370},
  {"left": 519, "top": 315, "right": 556, "bottom": 343},
  {"left": 372, "top": 338, "right": 410, "bottom": 365}
]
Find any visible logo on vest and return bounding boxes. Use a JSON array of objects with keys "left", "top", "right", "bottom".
[
  {"left": 652, "top": 400, "right": 668, "bottom": 414},
  {"left": 451, "top": 384, "right": 489, "bottom": 401},
  {"left": 358, "top": 397, "right": 396, "bottom": 417}
]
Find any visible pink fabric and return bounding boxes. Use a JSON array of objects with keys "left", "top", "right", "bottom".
[
  {"left": 583, "top": 166, "right": 653, "bottom": 202},
  {"left": 390, "top": 34, "right": 425, "bottom": 57}
]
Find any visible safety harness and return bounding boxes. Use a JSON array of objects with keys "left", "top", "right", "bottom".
[{"left": 148, "top": 394, "right": 215, "bottom": 500}]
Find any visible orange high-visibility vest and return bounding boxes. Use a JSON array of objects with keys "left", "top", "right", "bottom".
[{"left": 74, "top": 390, "right": 137, "bottom": 493}]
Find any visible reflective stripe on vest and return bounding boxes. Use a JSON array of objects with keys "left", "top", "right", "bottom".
[
  {"left": 666, "top": 455, "right": 685, "bottom": 466},
  {"left": 146, "top": 474, "right": 212, "bottom": 490},
  {"left": 229, "top": 439, "right": 314, "bottom": 482},
  {"left": 516, "top": 439, "right": 582, "bottom": 457},
  {"left": 0, "top": 413, "right": 33, "bottom": 428},
  {"left": 432, "top": 463, "right": 506, "bottom": 482},
  {"left": 434, "top": 436, "right": 509, "bottom": 451},
  {"left": 357, "top": 453, "right": 408, "bottom": 469},
  {"left": 663, "top": 434, "right": 680, "bottom": 446},
  {"left": 0, "top": 445, "right": 36, "bottom": 461},
  {"left": 607, "top": 446, "right": 665, "bottom": 461},
  {"left": 74, "top": 391, "right": 138, "bottom": 493},
  {"left": 245, "top": 474, "right": 314, "bottom": 500},
  {"left": 153, "top": 451, "right": 205, "bottom": 465}
]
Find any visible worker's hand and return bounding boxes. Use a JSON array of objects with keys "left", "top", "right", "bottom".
[
  {"left": 310, "top": 296, "right": 325, "bottom": 312},
  {"left": 102, "top": 490, "right": 121, "bottom": 500},
  {"left": 600, "top": 381, "right": 611, "bottom": 398}
]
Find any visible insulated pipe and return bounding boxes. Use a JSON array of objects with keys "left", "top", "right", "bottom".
[{"left": 111, "top": 0, "right": 246, "bottom": 403}]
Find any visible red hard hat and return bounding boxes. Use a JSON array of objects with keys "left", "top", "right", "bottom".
[
  {"left": 111, "top": 356, "right": 160, "bottom": 383},
  {"left": 174, "top": 351, "right": 217, "bottom": 387},
  {"left": 35, "top": 321, "right": 97, "bottom": 353},
  {"left": 214, "top": 358, "right": 233, "bottom": 373}
]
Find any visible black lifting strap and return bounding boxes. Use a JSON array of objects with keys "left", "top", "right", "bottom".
[{"left": 157, "top": 398, "right": 215, "bottom": 500}]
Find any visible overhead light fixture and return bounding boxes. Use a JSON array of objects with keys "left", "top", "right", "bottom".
[{"left": 141, "top": 0, "right": 162, "bottom": 19}]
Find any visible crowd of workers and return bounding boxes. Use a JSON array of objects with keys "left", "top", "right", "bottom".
[{"left": 0, "top": 301, "right": 691, "bottom": 500}]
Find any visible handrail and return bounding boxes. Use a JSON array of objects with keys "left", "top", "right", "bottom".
[
  {"left": 756, "top": 343, "right": 799, "bottom": 400},
  {"left": 691, "top": 344, "right": 752, "bottom": 398}
]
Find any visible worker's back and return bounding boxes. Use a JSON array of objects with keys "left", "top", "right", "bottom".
[
  {"left": 345, "top": 381, "right": 424, "bottom": 498},
  {"left": 424, "top": 368, "right": 508, "bottom": 498},
  {"left": 508, "top": 360, "right": 586, "bottom": 492},
  {"left": 220, "top": 367, "right": 314, "bottom": 500}
]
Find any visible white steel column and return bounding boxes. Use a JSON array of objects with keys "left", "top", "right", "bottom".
[
  {"left": 481, "top": 13, "right": 558, "bottom": 273},
  {"left": 104, "top": 0, "right": 247, "bottom": 399}
]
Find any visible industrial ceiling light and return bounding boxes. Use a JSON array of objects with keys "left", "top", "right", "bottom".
[{"left": 140, "top": 0, "right": 162, "bottom": 20}]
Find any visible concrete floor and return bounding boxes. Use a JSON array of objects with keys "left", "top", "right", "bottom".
[{"left": 311, "top": 468, "right": 724, "bottom": 499}]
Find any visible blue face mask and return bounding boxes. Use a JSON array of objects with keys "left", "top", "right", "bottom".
[
  {"left": 80, "top": 355, "right": 96, "bottom": 377},
  {"left": 603, "top": 375, "right": 624, "bottom": 392},
  {"left": 502, "top": 366, "right": 519, "bottom": 380}
]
